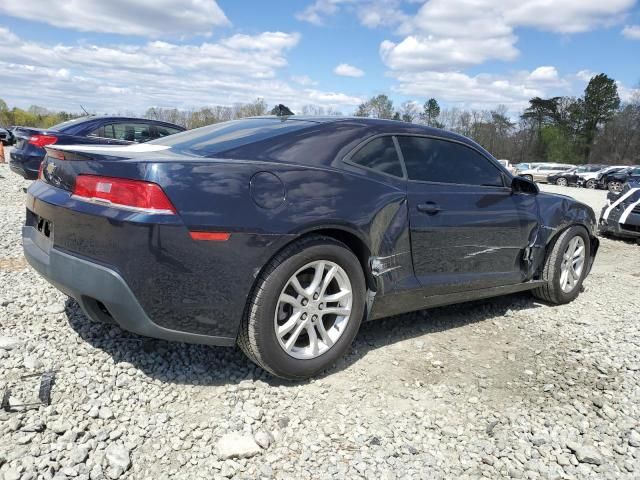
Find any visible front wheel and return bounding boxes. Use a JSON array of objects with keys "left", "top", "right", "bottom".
[
  {"left": 556, "top": 177, "right": 568, "bottom": 186},
  {"left": 608, "top": 181, "right": 623, "bottom": 193},
  {"left": 585, "top": 179, "right": 597, "bottom": 189},
  {"left": 533, "top": 226, "right": 590, "bottom": 305},
  {"left": 522, "top": 175, "right": 534, "bottom": 182},
  {"left": 238, "top": 235, "right": 366, "bottom": 379}
]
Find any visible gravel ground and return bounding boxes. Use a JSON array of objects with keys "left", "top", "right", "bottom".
[{"left": 1, "top": 164, "right": 639, "bottom": 480}]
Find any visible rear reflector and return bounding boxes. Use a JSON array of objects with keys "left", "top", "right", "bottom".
[
  {"left": 29, "top": 135, "right": 58, "bottom": 148},
  {"left": 73, "top": 175, "right": 176, "bottom": 214},
  {"left": 189, "top": 231, "right": 231, "bottom": 241}
]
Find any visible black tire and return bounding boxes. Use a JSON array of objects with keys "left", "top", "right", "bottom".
[
  {"left": 585, "top": 179, "right": 597, "bottom": 189},
  {"left": 238, "top": 235, "right": 366, "bottom": 380},
  {"left": 523, "top": 175, "right": 534, "bottom": 182},
  {"left": 556, "top": 177, "right": 568, "bottom": 186},
  {"left": 532, "top": 226, "right": 590, "bottom": 305}
]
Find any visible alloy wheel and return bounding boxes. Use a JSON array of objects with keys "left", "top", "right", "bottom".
[
  {"left": 559, "top": 236, "right": 585, "bottom": 293},
  {"left": 608, "top": 181, "right": 623, "bottom": 193},
  {"left": 274, "top": 260, "right": 353, "bottom": 359},
  {"left": 556, "top": 178, "right": 568, "bottom": 186},
  {"left": 586, "top": 180, "right": 597, "bottom": 189}
]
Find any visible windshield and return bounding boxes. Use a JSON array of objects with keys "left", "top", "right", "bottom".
[{"left": 49, "top": 116, "right": 93, "bottom": 132}]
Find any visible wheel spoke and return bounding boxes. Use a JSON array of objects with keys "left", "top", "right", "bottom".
[
  {"left": 322, "top": 289, "right": 350, "bottom": 303},
  {"left": 319, "top": 265, "right": 337, "bottom": 298},
  {"left": 285, "top": 321, "right": 307, "bottom": 352},
  {"left": 560, "top": 268, "right": 569, "bottom": 289},
  {"left": 307, "top": 262, "right": 325, "bottom": 294},
  {"left": 306, "top": 323, "right": 319, "bottom": 355},
  {"left": 573, "top": 245, "right": 584, "bottom": 259},
  {"left": 279, "top": 293, "right": 301, "bottom": 308},
  {"left": 289, "top": 276, "right": 307, "bottom": 297},
  {"left": 277, "top": 311, "right": 301, "bottom": 338},
  {"left": 315, "top": 320, "right": 334, "bottom": 347},
  {"left": 321, "top": 307, "right": 350, "bottom": 317}
]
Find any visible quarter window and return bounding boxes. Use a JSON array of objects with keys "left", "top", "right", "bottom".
[
  {"left": 349, "top": 136, "right": 403, "bottom": 178},
  {"left": 397, "top": 136, "right": 504, "bottom": 187}
]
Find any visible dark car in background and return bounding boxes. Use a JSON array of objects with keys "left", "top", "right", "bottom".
[
  {"left": 23, "top": 116, "right": 599, "bottom": 379},
  {"left": 547, "top": 165, "right": 604, "bottom": 186},
  {"left": 599, "top": 166, "right": 640, "bottom": 192},
  {"left": 0, "top": 126, "right": 14, "bottom": 146},
  {"left": 10, "top": 116, "right": 185, "bottom": 179}
]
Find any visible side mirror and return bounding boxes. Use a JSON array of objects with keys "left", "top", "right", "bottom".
[{"left": 512, "top": 176, "right": 539, "bottom": 195}]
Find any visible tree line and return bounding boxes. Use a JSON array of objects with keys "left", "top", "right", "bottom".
[
  {"left": 1, "top": 73, "right": 637, "bottom": 165},
  {"left": 352, "top": 74, "right": 639, "bottom": 165}
]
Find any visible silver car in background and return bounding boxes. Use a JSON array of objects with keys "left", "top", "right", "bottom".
[{"left": 518, "top": 163, "right": 574, "bottom": 183}]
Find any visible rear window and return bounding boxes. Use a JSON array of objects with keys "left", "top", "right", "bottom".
[
  {"left": 49, "top": 116, "right": 93, "bottom": 132},
  {"left": 153, "top": 118, "right": 314, "bottom": 156}
]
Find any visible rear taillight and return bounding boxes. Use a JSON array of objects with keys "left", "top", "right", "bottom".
[
  {"left": 73, "top": 175, "right": 176, "bottom": 214},
  {"left": 28, "top": 134, "right": 58, "bottom": 148}
]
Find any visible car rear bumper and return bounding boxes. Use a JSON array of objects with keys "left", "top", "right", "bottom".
[
  {"left": 23, "top": 180, "right": 294, "bottom": 346},
  {"left": 23, "top": 225, "right": 236, "bottom": 346},
  {"left": 10, "top": 149, "right": 42, "bottom": 179}
]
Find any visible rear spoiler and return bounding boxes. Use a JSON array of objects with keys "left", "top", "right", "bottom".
[{"left": 44, "top": 143, "right": 170, "bottom": 161}]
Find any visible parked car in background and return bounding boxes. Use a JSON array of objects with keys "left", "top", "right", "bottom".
[
  {"left": 599, "top": 166, "right": 640, "bottom": 192},
  {"left": 498, "top": 159, "right": 517, "bottom": 175},
  {"left": 600, "top": 179, "right": 640, "bottom": 240},
  {"left": 578, "top": 166, "right": 627, "bottom": 189},
  {"left": 514, "top": 162, "right": 542, "bottom": 174},
  {"left": 547, "top": 165, "right": 605, "bottom": 186},
  {"left": 9, "top": 116, "right": 185, "bottom": 179},
  {"left": 23, "top": 116, "right": 599, "bottom": 379},
  {"left": 0, "top": 126, "right": 14, "bottom": 145},
  {"left": 518, "top": 163, "right": 574, "bottom": 183}
]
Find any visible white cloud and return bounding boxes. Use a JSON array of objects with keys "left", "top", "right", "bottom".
[
  {"left": 0, "top": 28, "right": 362, "bottom": 113},
  {"left": 622, "top": 24, "right": 640, "bottom": 39},
  {"left": 297, "top": 0, "right": 407, "bottom": 28},
  {"left": 0, "top": 0, "right": 229, "bottom": 37},
  {"left": 334, "top": 63, "right": 365, "bottom": 77},
  {"left": 291, "top": 75, "right": 318, "bottom": 86},
  {"left": 382, "top": 0, "right": 635, "bottom": 73},
  {"left": 388, "top": 66, "right": 600, "bottom": 111}
]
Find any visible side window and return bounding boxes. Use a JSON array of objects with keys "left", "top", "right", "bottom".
[
  {"left": 397, "top": 136, "right": 504, "bottom": 187},
  {"left": 90, "top": 125, "right": 115, "bottom": 138},
  {"left": 349, "top": 136, "right": 403, "bottom": 178},
  {"left": 112, "top": 123, "right": 153, "bottom": 143},
  {"left": 153, "top": 126, "right": 183, "bottom": 139}
]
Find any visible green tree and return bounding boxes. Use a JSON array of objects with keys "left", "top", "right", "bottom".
[
  {"left": 582, "top": 73, "right": 620, "bottom": 161},
  {"left": 421, "top": 98, "right": 442, "bottom": 127},
  {"left": 540, "top": 125, "right": 581, "bottom": 163},
  {"left": 400, "top": 100, "right": 418, "bottom": 123}
]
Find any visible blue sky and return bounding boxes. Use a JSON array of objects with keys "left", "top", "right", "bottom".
[{"left": 0, "top": 0, "right": 638, "bottom": 115}]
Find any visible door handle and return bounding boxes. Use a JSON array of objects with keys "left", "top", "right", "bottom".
[{"left": 417, "top": 202, "right": 441, "bottom": 215}]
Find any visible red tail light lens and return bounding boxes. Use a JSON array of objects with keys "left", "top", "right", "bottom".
[
  {"left": 73, "top": 175, "right": 176, "bottom": 214},
  {"left": 29, "top": 135, "right": 58, "bottom": 148}
]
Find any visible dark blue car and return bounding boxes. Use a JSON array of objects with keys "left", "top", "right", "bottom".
[
  {"left": 10, "top": 116, "right": 185, "bottom": 179},
  {"left": 23, "top": 116, "right": 599, "bottom": 379}
]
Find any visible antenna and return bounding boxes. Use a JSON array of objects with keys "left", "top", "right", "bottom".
[{"left": 80, "top": 105, "right": 91, "bottom": 116}]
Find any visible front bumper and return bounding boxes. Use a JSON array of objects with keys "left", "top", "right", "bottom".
[{"left": 23, "top": 225, "right": 235, "bottom": 346}]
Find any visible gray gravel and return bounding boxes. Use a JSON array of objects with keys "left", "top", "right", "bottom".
[{"left": 1, "top": 164, "right": 639, "bottom": 479}]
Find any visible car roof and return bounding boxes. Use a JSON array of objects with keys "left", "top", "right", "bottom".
[{"left": 160, "top": 116, "right": 492, "bottom": 166}]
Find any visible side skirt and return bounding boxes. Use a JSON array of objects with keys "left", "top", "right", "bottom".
[{"left": 368, "top": 280, "right": 546, "bottom": 321}]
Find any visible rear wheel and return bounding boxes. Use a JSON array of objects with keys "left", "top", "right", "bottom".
[
  {"left": 238, "top": 235, "right": 366, "bottom": 379},
  {"left": 522, "top": 175, "right": 534, "bottom": 182},
  {"left": 556, "top": 177, "right": 568, "bottom": 186},
  {"left": 533, "top": 226, "right": 590, "bottom": 305},
  {"left": 585, "top": 179, "right": 597, "bottom": 189}
]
